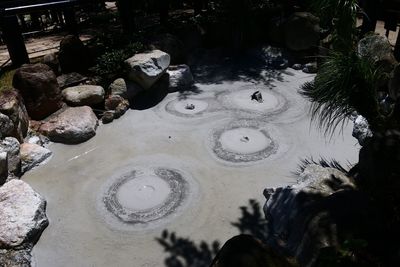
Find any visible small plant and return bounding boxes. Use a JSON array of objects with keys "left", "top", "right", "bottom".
[{"left": 91, "top": 42, "right": 144, "bottom": 77}]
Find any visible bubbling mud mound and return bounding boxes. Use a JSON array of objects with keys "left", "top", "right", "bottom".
[
  {"left": 211, "top": 120, "right": 279, "bottom": 164},
  {"left": 102, "top": 167, "right": 189, "bottom": 225},
  {"left": 217, "top": 88, "right": 288, "bottom": 115},
  {"left": 166, "top": 99, "right": 209, "bottom": 117}
]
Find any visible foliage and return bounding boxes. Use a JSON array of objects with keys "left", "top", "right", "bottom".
[
  {"left": 308, "top": 0, "right": 359, "bottom": 52},
  {"left": 0, "top": 70, "right": 15, "bottom": 95},
  {"left": 301, "top": 51, "right": 384, "bottom": 135},
  {"left": 91, "top": 42, "right": 144, "bottom": 77}
]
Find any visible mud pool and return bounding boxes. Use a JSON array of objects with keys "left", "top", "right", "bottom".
[{"left": 23, "top": 70, "right": 360, "bottom": 267}]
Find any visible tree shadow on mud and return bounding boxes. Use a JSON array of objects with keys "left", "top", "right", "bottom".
[
  {"left": 156, "top": 199, "right": 268, "bottom": 267},
  {"left": 190, "top": 48, "right": 287, "bottom": 87}
]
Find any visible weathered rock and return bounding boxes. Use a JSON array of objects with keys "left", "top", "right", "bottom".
[
  {"left": 43, "top": 52, "right": 59, "bottom": 74},
  {"left": 352, "top": 115, "right": 373, "bottom": 146},
  {"left": 0, "top": 152, "right": 7, "bottom": 185},
  {"left": 0, "top": 137, "right": 21, "bottom": 177},
  {"left": 0, "top": 113, "right": 14, "bottom": 139},
  {"left": 263, "top": 164, "right": 366, "bottom": 266},
  {"left": 167, "top": 64, "right": 194, "bottom": 91},
  {"left": 58, "top": 35, "right": 91, "bottom": 73},
  {"left": 284, "top": 12, "right": 320, "bottom": 51},
  {"left": 0, "top": 246, "right": 32, "bottom": 267},
  {"left": 125, "top": 50, "right": 171, "bottom": 89},
  {"left": 109, "top": 78, "right": 128, "bottom": 99},
  {"left": 20, "top": 143, "right": 52, "bottom": 173},
  {"left": 105, "top": 95, "right": 128, "bottom": 111},
  {"left": 302, "top": 62, "right": 318, "bottom": 74},
  {"left": 38, "top": 106, "right": 98, "bottom": 144},
  {"left": 101, "top": 111, "right": 114, "bottom": 124},
  {"left": 291, "top": 64, "right": 303, "bottom": 70},
  {"left": 114, "top": 102, "right": 129, "bottom": 119},
  {"left": 358, "top": 34, "right": 396, "bottom": 66},
  {"left": 12, "top": 63, "right": 62, "bottom": 120},
  {"left": 0, "top": 90, "right": 29, "bottom": 142},
  {"left": 57, "top": 72, "right": 88, "bottom": 89},
  {"left": 0, "top": 179, "right": 48, "bottom": 248},
  {"left": 150, "top": 33, "right": 186, "bottom": 64},
  {"left": 62, "top": 85, "right": 105, "bottom": 106}
]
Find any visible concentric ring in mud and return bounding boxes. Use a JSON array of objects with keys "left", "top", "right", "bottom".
[
  {"left": 165, "top": 98, "right": 209, "bottom": 117},
  {"left": 102, "top": 167, "right": 189, "bottom": 224},
  {"left": 211, "top": 120, "right": 279, "bottom": 163},
  {"left": 217, "top": 88, "right": 288, "bottom": 115}
]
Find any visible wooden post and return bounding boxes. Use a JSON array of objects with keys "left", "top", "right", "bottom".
[
  {"left": 0, "top": 15, "right": 29, "bottom": 66},
  {"left": 64, "top": 7, "right": 78, "bottom": 35}
]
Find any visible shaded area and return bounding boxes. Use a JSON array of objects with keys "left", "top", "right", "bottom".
[
  {"left": 157, "top": 199, "right": 269, "bottom": 267},
  {"left": 156, "top": 230, "right": 220, "bottom": 267},
  {"left": 231, "top": 199, "right": 269, "bottom": 243},
  {"left": 189, "top": 48, "right": 287, "bottom": 87}
]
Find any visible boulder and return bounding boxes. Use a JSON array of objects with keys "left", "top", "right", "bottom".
[
  {"left": 58, "top": 35, "right": 91, "bottom": 73},
  {"left": 302, "top": 62, "right": 318, "bottom": 74},
  {"left": 352, "top": 115, "right": 373, "bottom": 146},
  {"left": 0, "top": 137, "right": 21, "bottom": 177},
  {"left": 62, "top": 85, "right": 105, "bottom": 106},
  {"left": 263, "top": 164, "right": 367, "bottom": 266},
  {"left": 284, "top": 12, "right": 320, "bottom": 51},
  {"left": 38, "top": 106, "right": 98, "bottom": 144},
  {"left": 0, "top": 179, "right": 48, "bottom": 248},
  {"left": 0, "top": 113, "right": 14, "bottom": 139},
  {"left": 0, "top": 152, "right": 7, "bottom": 185},
  {"left": 125, "top": 50, "right": 171, "bottom": 89},
  {"left": 13, "top": 63, "right": 62, "bottom": 120},
  {"left": 109, "top": 78, "right": 128, "bottom": 99},
  {"left": 20, "top": 143, "right": 52, "bottom": 173},
  {"left": 150, "top": 33, "right": 186, "bottom": 64},
  {"left": 0, "top": 90, "right": 30, "bottom": 142},
  {"left": 101, "top": 111, "right": 114, "bottom": 124},
  {"left": 0, "top": 246, "right": 32, "bottom": 267},
  {"left": 57, "top": 72, "right": 88, "bottom": 89},
  {"left": 105, "top": 95, "right": 128, "bottom": 111},
  {"left": 358, "top": 34, "right": 396, "bottom": 66},
  {"left": 114, "top": 102, "right": 129, "bottom": 119},
  {"left": 167, "top": 65, "right": 194, "bottom": 91},
  {"left": 43, "top": 52, "right": 59, "bottom": 74}
]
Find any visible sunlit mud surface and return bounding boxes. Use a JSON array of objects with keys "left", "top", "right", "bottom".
[{"left": 24, "top": 69, "right": 360, "bottom": 267}]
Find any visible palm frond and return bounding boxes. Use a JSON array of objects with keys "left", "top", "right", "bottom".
[
  {"left": 300, "top": 52, "right": 382, "bottom": 135},
  {"left": 294, "top": 157, "right": 349, "bottom": 177}
]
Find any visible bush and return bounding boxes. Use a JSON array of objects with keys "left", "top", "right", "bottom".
[{"left": 91, "top": 42, "right": 144, "bottom": 77}]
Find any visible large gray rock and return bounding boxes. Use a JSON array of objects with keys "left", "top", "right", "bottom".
[
  {"left": 20, "top": 143, "right": 52, "bottom": 173},
  {"left": 263, "top": 164, "right": 364, "bottom": 266},
  {"left": 38, "top": 106, "right": 98, "bottom": 144},
  {"left": 62, "top": 85, "right": 105, "bottom": 106},
  {"left": 284, "top": 12, "right": 320, "bottom": 51},
  {"left": 125, "top": 50, "right": 171, "bottom": 89},
  {"left": 13, "top": 63, "right": 63, "bottom": 120},
  {"left": 0, "top": 152, "right": 7, "bottom": 185},
  {"left": 0, "top": 137, "right": 21, "bottom": 177},
  {"left": 0, "top": 179, "right": 48, "bottom": 248},
  {"left": 167, "top": 64, "right": 194, "bottom": 91},
  {"left": 352, "top": 115, "right": 373, "bottom": 146},
  {"left": 0, "top": 90, "right": 29, "bottom": 142}
]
